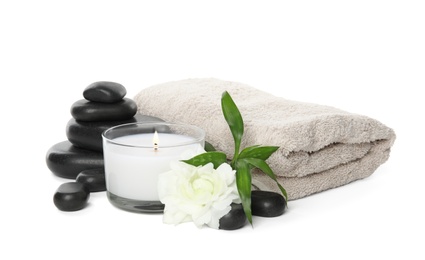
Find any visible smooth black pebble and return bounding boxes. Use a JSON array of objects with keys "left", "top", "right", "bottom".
[
  {"left": 251, "top": 190, "right": 286, "bottom": 217},
  {"left": 76, "top": 168, "right": 106, "bottom": 192},
  {"left": 46, "top": 141, "right": 104, "bottom": 179},
  {"left": 66, "top": 114, "right": 164, "bottom": 152},
  {"left": 70, "top": 98, "right": 137, "bottom": 122},
  {"left": 83, "top": 81, "right": 126, "bottom": 103},
  {"left": 53, "top": 182, "right": 90, "bottom": 211},
  {"left": 219, "top": 203, "right": 246, "bottom": 230}
]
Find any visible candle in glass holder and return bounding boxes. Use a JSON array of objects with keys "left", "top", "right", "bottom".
[{"left": 102, "top": 122, "right": 205, "bottom": 212}]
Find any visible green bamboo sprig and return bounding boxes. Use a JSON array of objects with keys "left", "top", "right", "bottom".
[{"left": 183, "top": 91, "right": 287, "bottom": 225}]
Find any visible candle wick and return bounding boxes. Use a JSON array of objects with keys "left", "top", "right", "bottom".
[{"left": 153, "top": 130, "right": 159, "bottom": 151}]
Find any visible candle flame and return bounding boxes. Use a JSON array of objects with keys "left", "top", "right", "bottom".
[{"left": 153, "top": 131, "right": 159, "bottom": 150}]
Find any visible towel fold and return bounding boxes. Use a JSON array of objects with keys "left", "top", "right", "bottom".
[{"left": 134, "top": 78, "right": 396, "bottom": 200}]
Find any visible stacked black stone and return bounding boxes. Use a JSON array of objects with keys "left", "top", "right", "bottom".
[{"left": 47, "top": 81, "right": 163, "bottom": 211}]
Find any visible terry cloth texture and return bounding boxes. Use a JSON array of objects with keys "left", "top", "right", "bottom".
[{"left": 134, "top": 78, "right": 396, "bottom": 200}]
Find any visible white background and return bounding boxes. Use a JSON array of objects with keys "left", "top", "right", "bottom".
[{"left": 1, "top": 1, "right": 424, "bottom": 259}]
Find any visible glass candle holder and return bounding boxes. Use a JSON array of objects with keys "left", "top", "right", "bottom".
[{"left": 102, "top": 122, "right": 205, "bottom": 213}]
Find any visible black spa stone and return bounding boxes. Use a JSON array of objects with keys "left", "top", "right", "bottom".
[
  {"left": 53, "top": 182, "right": 90, "bottom": 211},
  {"left": 46, "top": 141, "right": 104, "bottom": 179},
  {"left": 76, "top": 168, "right": 106, "bottom": 192},
  {"left": 251, "top": 190, "right": 286, "bottom": 217},
  {"left": 219, "top": 203, "right": 246, "bottom": 230},
  {"left": 83, "top": 81, "right": 126, "bottom": 103},
  {"left": 70, "top": 98, "right": 137, "bottom": 122},
  {"left": 66, "top": 114, "right": 164, "bottom": 152}
]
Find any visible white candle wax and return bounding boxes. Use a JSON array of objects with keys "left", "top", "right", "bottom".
[{"left": 103, "top": 133, "right": 202, "bottom": 201}]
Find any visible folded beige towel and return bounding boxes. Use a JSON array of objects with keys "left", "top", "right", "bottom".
[{"left": 134, "top": 78, "right": 396, "bottom": 200}]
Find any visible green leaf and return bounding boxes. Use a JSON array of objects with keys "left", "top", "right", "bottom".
[
  {"left": 239, "top": 145, "right": 279, "bottom": 160},
  {"left": 235, "top": 160, "right": 252, "bottom": 225},
  {"left": 204, "top": 141, "right": 216, "bottom": 152},
  {"left": 221, "top": 91, "right": 244, "bottom": 164},
  {"left": 241, "top": 157, "right": 288, "bottom": 201},
  {"left": 182, "top": 152, "right": 227, "bottom": 169}
]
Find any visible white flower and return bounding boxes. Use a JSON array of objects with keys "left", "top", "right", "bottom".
[{"left": 158, "top": 161, "right": 240, "bottom": 229}]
